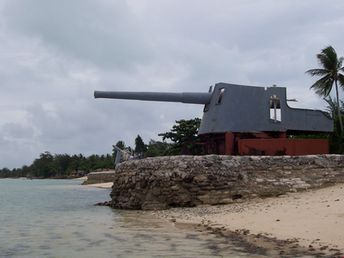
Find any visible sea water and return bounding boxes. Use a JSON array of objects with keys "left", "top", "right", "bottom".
[{"left": 0, "top": 178, "right": 267, "bottom": 258}]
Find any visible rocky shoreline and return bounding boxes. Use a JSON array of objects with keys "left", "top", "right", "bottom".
[
  {"left": 91, "top": 154, "right": 344, "bottom": 256},
  {"left": 109, "top": 154, "right": 344, "bottom": 210}
]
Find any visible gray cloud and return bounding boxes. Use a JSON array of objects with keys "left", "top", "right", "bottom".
[
  {"left": 0, "top": 0, "right": 343, "bottom": 168},
  {"left": 4, "top": 0, "right": 151, "bottom": 69}
]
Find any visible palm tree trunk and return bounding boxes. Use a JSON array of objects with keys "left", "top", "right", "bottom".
[{"left": 335, "top": 80, "right": 344, "bottom": 134}]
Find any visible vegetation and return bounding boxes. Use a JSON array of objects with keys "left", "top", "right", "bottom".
[
  {"left": 306, "top": 46, "right": 344, "bottom": 153},
  {"left": 0, "top": 118, "right": 202, "bottom": 178},
  {"left": 114, "top": 140, "right": 125, "bottom": 150},
  {"left": 134, "top": 135, "right": 146, "bottom": 158},
  {"left": 306, "top": 46, "right": 344, "bottom": 134},
  {"left": 324, "top": 97, "right": 344, "bottom": 153},
  {"left": 0, "top": 152, "right": 114, "bottom": 179},
  {"left": 159, "top": 118, "right": 202, "bottom": 155},
  {"left": 145, "top": 140, "right": 172, "bottom": 157}
]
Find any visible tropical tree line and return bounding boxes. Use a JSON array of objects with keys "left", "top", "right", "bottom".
[
  {"left": 0, "top": 152, "right": 114, "bottom": 179},
  {"left": 0, "top": 118, "right": 201, "bottom": 178}
]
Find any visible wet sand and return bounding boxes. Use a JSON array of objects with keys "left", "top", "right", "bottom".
[{"left": 152, "top": 184, "right": 344, "bottom": 257}]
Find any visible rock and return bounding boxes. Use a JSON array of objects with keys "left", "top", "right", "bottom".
[
  {"left": 108, "top": 155, "right": 344, "bottom": 210},
  {"left": 94, "top": 201, "right": 111, "bottom": 206},
  {"left": 193, "top": 175, "right": 207, "bottom": 183}
]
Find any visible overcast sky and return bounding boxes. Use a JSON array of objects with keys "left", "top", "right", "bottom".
[{"left": 1, "top": 0, "right": 344, "bottom": 168}]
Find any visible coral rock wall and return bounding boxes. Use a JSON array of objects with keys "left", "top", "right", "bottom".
[{"left": 109, "top": 155, "right": 344, "bottom": 210}]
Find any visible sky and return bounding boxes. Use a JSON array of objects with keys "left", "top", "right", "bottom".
[{"left": 1, "top": 0, "right": 344, "bottom": 168}]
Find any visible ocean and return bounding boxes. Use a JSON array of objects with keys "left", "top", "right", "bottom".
[{"left": 0, "top": 178, "right": 266, "bottom": 258}]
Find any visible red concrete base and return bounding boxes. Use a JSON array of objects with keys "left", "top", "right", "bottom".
[
  {"left": 200, "top": 132, "right": 330, "bottom": 155},
  {"left": 238, "top": 138, "right": 329, "bottom": 156}
]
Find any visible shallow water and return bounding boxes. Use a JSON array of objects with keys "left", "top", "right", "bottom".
[{"left": 0, "top": 179, "right": 268, "bottom": 257}]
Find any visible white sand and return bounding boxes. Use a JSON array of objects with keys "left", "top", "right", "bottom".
[
  {"left": 74, "top": 176, "right": 88, "bottom": 180},
  {"left": 156, "top": 184, "right": 344, "bottom": 251},
  {"left": 84, "top": 182, "right": 113, "bottom": 189}
]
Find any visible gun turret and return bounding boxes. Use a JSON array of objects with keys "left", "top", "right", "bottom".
[
  {"left": 94, "top": 91, "right": 212, "bottom": 105},
  {"left": 94, "top": 83, "right": 333, "bottom": 134},
  {"left": 95, "top": 83, "right": 333, "bottom": 156}
]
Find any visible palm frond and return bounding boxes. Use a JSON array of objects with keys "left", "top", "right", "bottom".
[
  {"left": 317, "top": 46, "right": 338, "bottom": 71},
  {"left": 310, "top": 74, "right": 333, "bottom": 97},
  {"left": 305, "top": 68, "right": 329, "bottom": 76},
  {"left": 338, "top": 73, "right": 344, "bottom": 88},
  {"left": 324, "top": 96, "right": 337, "bottom": 118},
  {"left": 338, "top": 57, "right": 344, "bottom": 69}
]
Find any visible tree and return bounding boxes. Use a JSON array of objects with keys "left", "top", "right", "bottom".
[
  {"left": 145, "top": 140, "right": 172, "bottom": 157},
  {"left": 306, "top": 46, "right": 344, "bottom": 134},
  {"left": 324, "top": 97, "right": 344, "bottom": 120},
  {"left": 159, "top": 118, "right": 202, "bottom": 155},
  {"left": 0, "top": 151, "right": 117, "bottom": 179},
  {"left": 324, "top": 97, "right": 344, "bottom": 153},
  {"left": 134, "top": 135, "right": 146, "bottom": 158},
  {"left": 31, "top": 151, "right": 55, "bottom": 178},
  {"left": 115, "top": 140, "right": 125, "bottom": 150},
  {"left": 54, "top": 154, "right": 71, "bottom": 176}
]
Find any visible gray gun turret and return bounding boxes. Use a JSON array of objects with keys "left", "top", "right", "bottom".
[{"left": 94, "top": 83, "right": 333, "bottom": 134}]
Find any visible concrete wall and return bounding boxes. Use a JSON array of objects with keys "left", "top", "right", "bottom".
[
  {"left": 238, "top": 138, "right": 329, "bottom": 155},
  {"left": 109, "top": 155, "right": 344, "bottom": 210}
]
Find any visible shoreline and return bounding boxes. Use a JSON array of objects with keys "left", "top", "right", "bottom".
[
  {"left": 0, "top": 176, "right": 114, "bottom": 189},
  {"left": 172, "top": 221, "right": 329, "bottom": 257},
  {"left": 83, "top": 182, "right": 113, "bottom": 189},
  {"left": 151, "top": 183, "right": 344, "bottom": 257},
  {"left": 78, "top": 176, "right": 113, "bottom": 189}
]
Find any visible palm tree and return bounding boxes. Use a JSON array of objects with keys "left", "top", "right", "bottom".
[
  {"left": 306, "top": 46, "right": 344, "bottom": 134},
  {"left": 324, "top": 96, "right": 344, "bottom": 132}
]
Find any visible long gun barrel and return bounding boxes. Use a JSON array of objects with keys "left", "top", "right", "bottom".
[{"left": 94, "top": 91, "right": 212, "bottom": 104}]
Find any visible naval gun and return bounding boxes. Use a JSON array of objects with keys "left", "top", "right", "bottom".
[
  {"left": 94, "top": 91, "right": 212, "bottom": 104},
  {"left": 95, "top": 83, "right": 333, "bottom": 155}
]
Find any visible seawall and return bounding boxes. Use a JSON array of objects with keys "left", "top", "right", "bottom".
[{"left": 109, "top": 155, "right": 344, "bottom": 210}]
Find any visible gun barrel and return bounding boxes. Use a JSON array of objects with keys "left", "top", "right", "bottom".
[{"left": 94, "top": 91, "right": 212, "bottom": 104}]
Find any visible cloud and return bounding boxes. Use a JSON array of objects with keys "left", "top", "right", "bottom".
[
  {"left": 0, "top": 0, "right": 344, "bottom": 168},
  {"left": 3, "top": 0, "right": 151, "bottom": 69}
]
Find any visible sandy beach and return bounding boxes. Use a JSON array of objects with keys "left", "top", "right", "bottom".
[
  {"left": 83, "top": 182, "right": 113, "bottom": 189},
  {"left": 153, "top": 183, "right": 344, "bottom": 256},
  {"left": 76, "top": 176, "right": 113, "bottom": 189}
]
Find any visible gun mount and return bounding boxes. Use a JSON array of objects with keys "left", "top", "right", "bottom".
[{"left": 95, "top": 83, "right": 333, "bottom": 156}]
